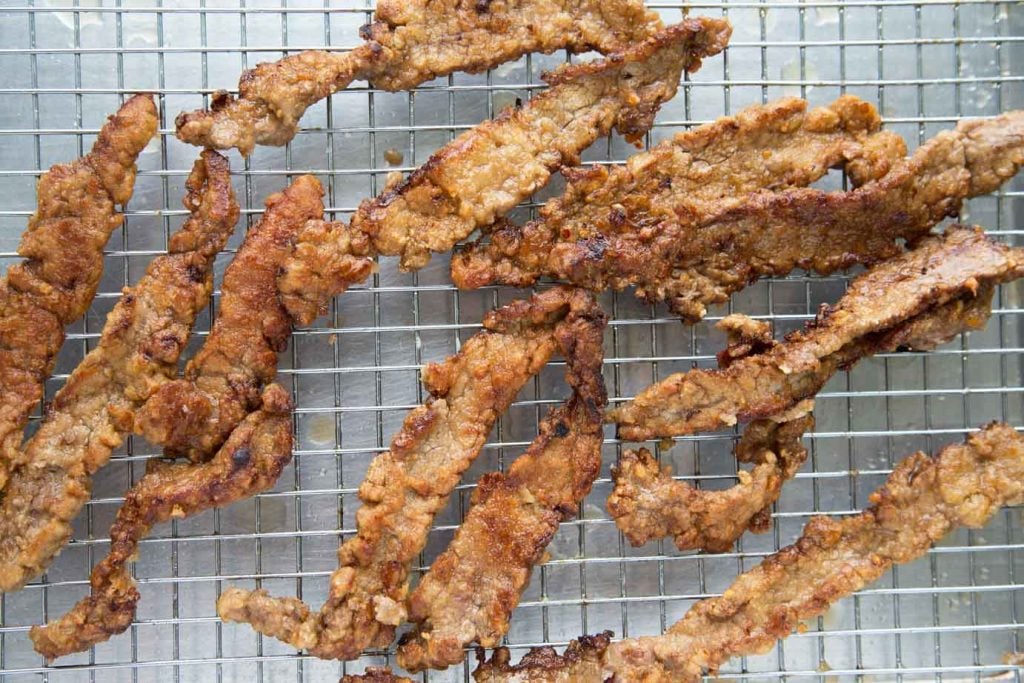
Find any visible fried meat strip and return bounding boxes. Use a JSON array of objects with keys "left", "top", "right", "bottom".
[
  {"left": 29, "top": 384, "right": 294, "bottom": 659},
  {"left": 452, "top": 95, "right": 904, "bottom": 292},
  {"left": 27, "top": 176, "right": 337, "bottom": 657},
  {"left": 218, "top": 288, "right": 602, "bottom": 659},
  {"left": 611, "top": 227, "right": 1024, "bottom": 441},
  {"left": 475, "top": 423, "right": 1024, "bottom": 682},
  {"left": 608, "top": 411, "right": 813, "bottom": 553},
  {"left": 0, "top": 95, "right": 157, "bottom": 489},
  {"left": 175, "top": 0, "right": 663, "bottom": 154},
  {"left": 0, "top": 151, "right": 238, "bottom": 592},
  {"left": 455, "top": 107, "right": 1024, "bottom": 320},
  {"left": 340, "top": 669, "right": 414, "bottom": 683},
  {"left": 279, "top": 18, "right": 731, "bottom": 324},
  {"left": 133, "top": 175, "right": 348, "bottom": 461},
  {"left": 396, "top": 299, "right": 607, "bottom": 672}
]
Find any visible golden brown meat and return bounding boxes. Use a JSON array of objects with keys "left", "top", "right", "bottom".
[
  {"left": 28, "top": 175, "right": 338, "bottom": 658},
  {"left": 452, "top": 95, "right": 904, "bottom": 292},
  {"left": 611, "top": 227, "right": 1024, "bottom": 440},
  {"left": 217, "top": 288, "right": 603, "bottom": 660},
  {"left": 29, "top": 384, "right": 294, "bottom": 660},
  {"left": 175, "top": 0, "right": 662, "bottom": 154},
  {"left": 339, "top": 668, "right": 414, "bottom": 683},
  {"left": 277, "top": 218, "right": 376, "bottom": 330},
  {"left": 133, "top": 175, "right": 347, "bottom": 461},
  {"left": 397, "top": 296, "right": 608, "bottom": 672},
  {"left": 0, "top": 151, "right": 238, "bottom": 592},
  {"left": 0, "top": 95, "right": 157, "bottom": 489},
  {"left": 475, "top": 632, "right": 614, "bottom": 683},
  {"left": 455, "top": 107, "right": 1024, "bottom": 320},
  {"left": 608, "top": 412, "right": 813, "bottom": 553},
  {"left": 279, "top": 18, "right": 732, "bottom": 324},
  {"left": 475, "top": 423, "right": 1024, "bottom": 682}
]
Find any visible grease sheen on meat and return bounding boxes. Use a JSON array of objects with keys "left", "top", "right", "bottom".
[
  {"left": 0, "top": 95, "right": 157, "bottom": 490},
  {"left": 218, "top": 288, "right": 603, "bottom": 660},
  {"left": 0, "top": 151, "right": 238, "bottom": 593},
  {"left": 475, "top": 423, "right": 1024, "bottom": 682},
  {"left": 174, "top": 0, "right": 663, "bottom": 154}
]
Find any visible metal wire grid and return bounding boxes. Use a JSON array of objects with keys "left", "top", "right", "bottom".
[{"left": 0, "top": 0, "right": 1021, "bottom": 681}]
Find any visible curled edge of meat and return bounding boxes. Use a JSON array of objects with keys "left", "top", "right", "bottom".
[
  {"left": 0, "top": 150, "right": 238, "bottom": 594},
  {"left": 173, "top": 0, "right": 663, "bottom": 154},
  {"left": 608, "top": 408, "right": 814, "bottom": 554},
  {"left": 395, "top": 290, "right": 608, "bottom": 672},
  {"left": 474, "top": 423, "right": 1024, "bottom": 682},
  {"left": 134, "top": 174, "right": 338, "bottom": 462},
  {"left": 0, "top": 94, "right": 157, "bottom": 489},
  {"left": 29, "top": 385, "right": 294, "bottom": 660},
  {"left": 216, "top": 287, "right": 600, "bottom": 661}
]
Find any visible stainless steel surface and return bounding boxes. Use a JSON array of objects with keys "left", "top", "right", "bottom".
[{"left": 0, "top": 1, "right": 1021, "bottom": 681}]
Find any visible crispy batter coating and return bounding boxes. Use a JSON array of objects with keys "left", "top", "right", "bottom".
[
  {"left": 611, "top": 227, "right": 1024, "bottom": 441},
  {"left": 608, "top": 412, "right": 813, "bottom": 553},
  {"left": 135, "top": 175, "right": 337, "bottom": 461},
  {"left": 340, "top": 668, "right": 414, "bottom": 683},
  {"left": 0, "top": 95, "right": 157, "bottom": 489},
  {"left": 475, "top": 424, "right": 1024, "bottom": 682},
  {"left": 279, "top": 19, "right": 731, "bottom": 325},
  {"left": 397, "top": 297, "right": 608, "bottom": 672},
  {"left": 277, "top": 218, "right": 375, "bottom": 329},
  {"left": 29, "top": 385, "right": 294, "bottom": 659},
  {"left": 28, "top": 176, "right": 333, "bottom": 657},
  {"left": 175, "top": 0, "right": 662, "bottom": 154},
  {"left": 452, "top": 95, "right": 904, "bottom": 291},
  {"left": 0, "top": 151, "right": 238, "bottom": 592},
  {"left": 455, "top": 107, "right": 1024, "bottom": 320},
  {"left": 475, "top": 632, "right": 614, "bottom": 683},
  {"left": 350, "top": 19, "right": 730, "bottom": 273},
  {"left": 218, "top": 288, "right": 603, "bottom": 659}
]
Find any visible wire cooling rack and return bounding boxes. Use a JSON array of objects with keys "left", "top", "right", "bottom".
[{"left": 0, "top": 1, "right": 1022, "bottom": 681}]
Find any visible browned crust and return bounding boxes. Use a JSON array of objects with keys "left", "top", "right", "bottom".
[
  {"left": 352, "top": 19, "right": 731, "bottom": 273},
  {"left": 610, "top": 227, "right": 1024, "bottom": 440},
  {"left": 608, "top": 413, "right": 813, "bottom": 553},
  {"left": 474, "top": 423, "right": 1024, "bottom": 682},
  {"left": 450, "top": 95, "right": 904, "bottom": 292},
  {"left": 217, "top": 287, "right": 603, "bottom": 660},
  {"left": 455, "top": 108, "right": 1024, "bottom": 321},
  {"left": 0, "top": 95, "right": 157, "bottom": 489},
  {"left": 278, "top": 18, "right": 731, "bottom": 325},
  {"left": 134, "top": 175, "right": 332, "bottom": 461},
  {"left": 340, "top": 668, "right": 414, "bottom": 683},
  {"left": 396, "top": 295, "right": 608, "bottom": 672},
  {"left": 0, "top": 151, "right": 238, "bottom": 593},
  {"left": 474, "top": 631, "right": 613, "bottom": 682},
  {"left": 174, "top": 0, "right": 663, "bottom": 154},
  {"left": 28, "top": 385, "right": 294, "bottom": 660},
  {"left": 277, "top": 218, "right": 375, "bottom": 328}
]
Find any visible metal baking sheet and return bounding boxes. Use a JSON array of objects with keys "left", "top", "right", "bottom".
[{"left": 0, "top": 1, "right": 1021, "bottom": 680}]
